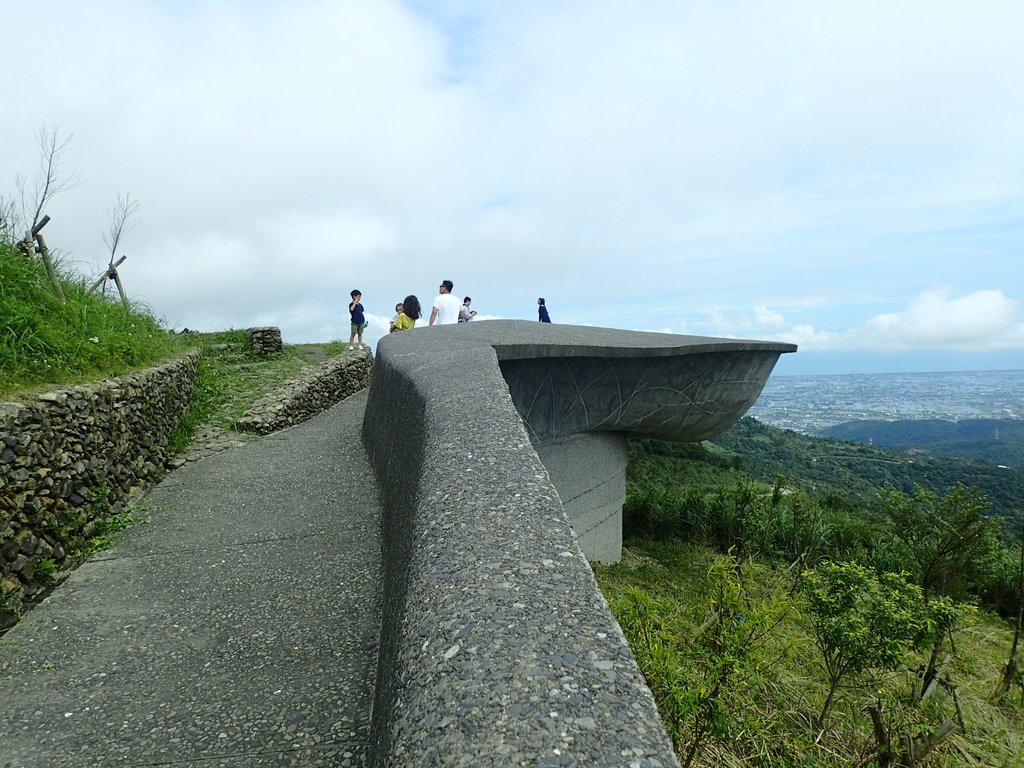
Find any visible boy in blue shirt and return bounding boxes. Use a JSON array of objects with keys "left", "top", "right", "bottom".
[{"left": 349, "top": 290, "right": 367, "bottom": 350}]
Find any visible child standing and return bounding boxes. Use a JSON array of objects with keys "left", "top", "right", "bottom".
[{"left": 349, "top": 290, "right": 367, "bottom": 350}]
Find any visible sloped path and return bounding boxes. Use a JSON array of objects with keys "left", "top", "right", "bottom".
[{"left": 0, "top": 390, "right": 381, "bottom": 768}]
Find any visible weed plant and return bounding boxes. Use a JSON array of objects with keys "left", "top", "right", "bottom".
[{"left": 0, "top": 240, "right": 184, "bottom": 397}]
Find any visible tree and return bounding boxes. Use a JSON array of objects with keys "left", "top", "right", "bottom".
[
  {"left": 993, "top": 527, "right": 1024, "bottom": 703},
  {"left": 877, "top": 482, "right": 1001, "bottom": 601},
  {"left": 803, "top": 561, "right": 927, "bottom": 728},
  {"left": 90, "top": 193, "right": 140, "bottom": 308},
  {"left": 1, "top": 125, "right": 79, "bottom": 299},
  {"left": 4, "top": 125, "right": 78, "bottom": 240}
]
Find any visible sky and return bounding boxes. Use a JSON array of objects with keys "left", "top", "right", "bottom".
[{"left": 1, "top": 0, "right": 1022, "bottom": 375}]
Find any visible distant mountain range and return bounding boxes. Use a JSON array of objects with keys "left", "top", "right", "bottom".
[
  {"left": 706, "top": 418, "right": 1023, "bottom": 523},
  {"left": 821, "top": 418, "right": 1024, "bottom": 468}
]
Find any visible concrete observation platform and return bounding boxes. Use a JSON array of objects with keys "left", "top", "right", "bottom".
[
  {"left": 0, "top": 391, "right": 381, "bottom": 767},
  {"left": 364, "top": 320, "right": 795, "bottom": 766}
]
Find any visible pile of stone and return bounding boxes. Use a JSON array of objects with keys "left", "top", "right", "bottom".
[
  {"left": 236, "top": 352, "right": 372, "bottom": 435},
  {"left": 246, "top": 326, "right": 282, "bottom": 356}
]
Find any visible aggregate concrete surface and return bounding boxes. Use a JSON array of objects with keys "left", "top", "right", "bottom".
[{"left": 0, "top": 390, "right": 381, "bottom": 768}]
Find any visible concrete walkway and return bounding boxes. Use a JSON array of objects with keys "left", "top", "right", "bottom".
[{"left": 0, "top": 391, "right": 382, "bottom": 768}]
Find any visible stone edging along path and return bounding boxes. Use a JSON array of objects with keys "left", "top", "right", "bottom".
[{"left": 1, "top": 346, "right": 372, "bottom": 631}]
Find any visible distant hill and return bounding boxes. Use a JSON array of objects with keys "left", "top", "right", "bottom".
[
  {"left": 819, "top": 418, "right": 1024, "bottom": 467},
  {"left": 696, "top": 417, "right": 1024, "bottom": 521}
]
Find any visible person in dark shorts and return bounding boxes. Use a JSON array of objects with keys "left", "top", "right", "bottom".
[{"left": 349, "top": 290, "right": 367, "bottom": 349}]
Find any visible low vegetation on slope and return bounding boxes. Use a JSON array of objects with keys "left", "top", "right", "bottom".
[
  {"left": 169, "top": 330, "right": 348, "bottom": 452},
  {"left": 0, "top": 239, "right": 184, "bottom": 398},
  {"left": 594, "top": 432, "right": 1024, "bottom": 767}
]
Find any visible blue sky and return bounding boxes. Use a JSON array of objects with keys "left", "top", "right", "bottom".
[{"left": 1, "top": 0, "right": 1022, "bottom": 375}]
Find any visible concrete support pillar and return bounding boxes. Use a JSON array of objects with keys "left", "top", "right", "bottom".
[{"left": 534, "top": 432, "right": 627, "bottom": 563}]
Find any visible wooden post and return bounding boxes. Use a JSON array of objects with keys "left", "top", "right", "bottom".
[
  {"left": 112, "top": 267, "right": 129, "bottom": 308},
  {"left": 31, "top": 215, "right": 50, "bottom": 237},
  {"left": 33, "top": 233, "right": 65, "bottom": 303},
  {"left": 89, "top": 255, "right": 126, "bottom": 293}
]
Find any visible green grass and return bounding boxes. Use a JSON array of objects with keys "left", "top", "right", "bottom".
[
  {"left": 0, "top": 239, "right": 186, "bottom": 398},
  {"left": 167, "top": 330, "right": 347, "bottom": 453},
  {"left": 595, "top": 541, "right": 1024, "bottom": 767}
]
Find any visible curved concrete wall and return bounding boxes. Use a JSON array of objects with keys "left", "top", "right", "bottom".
[{"left": 362, "top": 320, "right": 795, "bottom": 766}]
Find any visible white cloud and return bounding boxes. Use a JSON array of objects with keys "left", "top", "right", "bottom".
[
  {"left": 688, "top": 288, "right": 1024, "bottom": 353},
  {"left": 847, "top": 288, "right": 1024, "bottom": 351},
  {"left": 1, "top": 1, "right": 1022, "bottom": 369}
]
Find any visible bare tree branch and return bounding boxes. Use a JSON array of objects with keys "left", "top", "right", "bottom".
[
  {"left": 26, "top": 125, "right": 78, "bottom": 233},
  {"left": 103, "top": 193, "right": 141, "bottom": 266},
  {"left": 1, "top": 125, "right": 78, "bottom": 250}
]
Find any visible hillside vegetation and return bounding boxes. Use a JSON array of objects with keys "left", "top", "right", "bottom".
[
  {"left": 594, "top": 428, "right": 1024, "bottom": 767},
  {"left": 705, "top": 417, "right": 1024, "bottom": 522},
  {"left": 822, "top": 418, "right": 1024, "bottom": 468},
  {"left": 0, "top": 239, "right": 185, "bottom": 398}
]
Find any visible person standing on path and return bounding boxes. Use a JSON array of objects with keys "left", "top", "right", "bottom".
[
  {"left": 429, "top": 280, "right": 462, "bottom": 326},
  {"left": 538, "top": 297, "right": 551, "bottom": 323},
  {"left": 459, "top": 297, "right": 477, "bottom": 323},
  {"left": 349, "top": 290, "right": 367, "bottom": 349}
]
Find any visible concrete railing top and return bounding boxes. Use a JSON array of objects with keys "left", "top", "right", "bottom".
[
  {"left": 422, "top": 318, "right": 795, "bottom": 358},
  {"left": 362, "top": 320, "right": 795, "bottom": 767}
]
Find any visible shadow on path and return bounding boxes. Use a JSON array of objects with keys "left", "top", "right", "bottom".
[{"left": 1, "top": 391, "right": 381, "bottom": 768}]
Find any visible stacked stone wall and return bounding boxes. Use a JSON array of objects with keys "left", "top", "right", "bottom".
[
  {"left": 236, "top": 352, "right": 372, "bottom": 435},
  {"left": 0, "top": 352, "right": 199, "bottom": 629},
  {"left": 246, "top": 326, "right": 283, "bottom": 355}
]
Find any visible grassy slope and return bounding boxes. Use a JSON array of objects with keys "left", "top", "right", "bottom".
[
  {"left": 600, "top": 432, "right": 1024, "bottom": 766},
  {"left": 0, "top": 243, "right": 347, "bottom": 427},
  {"left": 0, "top": 240, "right": 185, "bottom": 398},
  {"left": 595, "top": 539, "right": 1023, "bottom": 768},
  {"left": 170, "top": 331, "right": 347, "bottom": 451}
]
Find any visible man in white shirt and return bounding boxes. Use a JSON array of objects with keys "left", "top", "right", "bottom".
[{"left": 430, "top": 280, "right": 462, "bottom": 325}]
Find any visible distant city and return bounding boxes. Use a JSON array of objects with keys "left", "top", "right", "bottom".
[{"left": 749, "top": 369, "right": 1024, "bottom": 434}]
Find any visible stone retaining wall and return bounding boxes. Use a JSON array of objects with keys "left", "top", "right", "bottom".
[
  {"left": 0, "top": 352, "right": 200, "bottom": 630},
  {"left": 236, "top": 352, "right": 372, "bottom": 435}
]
